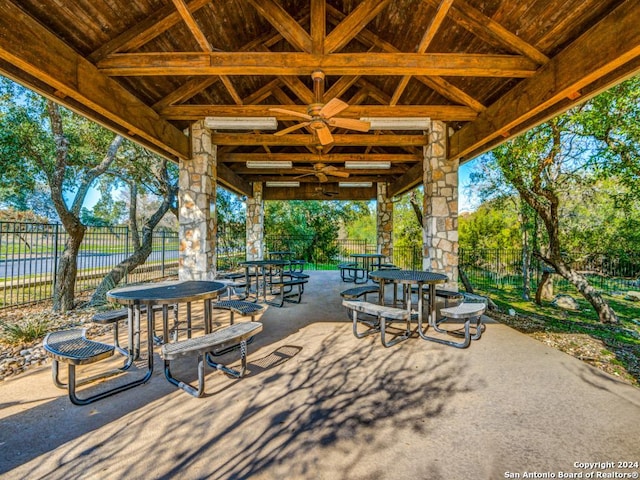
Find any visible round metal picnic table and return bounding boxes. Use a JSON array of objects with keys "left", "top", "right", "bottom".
[
  {"left": 368, "top": 270, "right": 448, "bottom": 327},
  {"left": 239, "top": 259, "right": 291, "bottom": 302},
  {"left": 107, "top": 280, "right": 227, "bottom": 377}
]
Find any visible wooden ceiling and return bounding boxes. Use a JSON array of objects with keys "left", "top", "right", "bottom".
[{"left": 0, "top": 0, "right": 638, "bottom": 200}]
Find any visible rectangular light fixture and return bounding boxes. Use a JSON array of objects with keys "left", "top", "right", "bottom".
[
  {"left": 339, "top": 182, "right": 373, "bottom": 188},
  {"left": 246, "top": 161, "right": 292, "bottom": 169},
  {"left": 265, "top": 181, "right": 300, "bottom": 187},
  {"left": 360, "top": 117, "right": 431, "bottom": 130},
  {"left": 344, "top": 161, "right": 391, "bottom": 169},
  {"left": 204, "top": 116, "right": 277, "bottom": 130}
]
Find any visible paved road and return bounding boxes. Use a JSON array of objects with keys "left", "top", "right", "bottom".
[{"left": 0, "top": 250, "right": 179, "bottom": 278}]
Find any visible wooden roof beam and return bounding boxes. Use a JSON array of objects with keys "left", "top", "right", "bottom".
[
  {"left": 159, "top": 104, "right": 478, "bottom": 121},
  {"left": 216, "top": 163, "right": 252, "bottom": 197},
  {"left": 211, "top": 133, "right": 427, "bottom": 147},
  {"left": 450, "top": 0, "right": 640, "bottom": 161},
  {"left": 98, "top": 52, "right": 538, "bottom": 77},
  {"left": 311, "top": 0, "right": 325, "bottom": 55},
  {"left": 220, "top": 153, "right": 421, "bottom": 163}
]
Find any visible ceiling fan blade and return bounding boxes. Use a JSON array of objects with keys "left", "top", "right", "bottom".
[
  {"left": 274, "top": 122, "right": 310, "bottom": 136},
  {"left": 327, "top": 117, "right": 371, "bottom": 132},
  {"left": 316, "top": 172, "right": 329, "bottom": 183},
  {"left": 293, "top": 172, "right": 316, "bottom": 179},
  {"left": 319, "top": 98, "right": 349, "bottom": 118},
  {"left": 327, "top": 170, "right": 350, "bottom": 178},
  {"left": 315, "top": 125, "right": 334, "bottom": 145},
  {"left": 269, "top": 108, "right": 312, "bottom": 121}
]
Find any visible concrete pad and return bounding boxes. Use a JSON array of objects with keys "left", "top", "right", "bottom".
[{"left": 1, "top": 271, "right": 638, "bottom": 479}]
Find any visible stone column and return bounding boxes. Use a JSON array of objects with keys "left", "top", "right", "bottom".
[
  {"left": 178, "top": 120, "right": 216, "bottom": 280},
  {"left": 376, "top": 182, "right": 393, "bottom": 263},
  {"left": 246, "top": 182, "right": 264, "bottom": 260},
  {"left": 422, "top": 120, "right": 458, "bottom": 289}
]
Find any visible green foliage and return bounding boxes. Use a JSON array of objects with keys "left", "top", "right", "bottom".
[
  {"left": 345, "top": 210, "right": 375, "bottom": 243},
  {"left": 459, "top": 198, "right": 521, "bottom": 249},
  {"left": 393, "top": 192, "right": 423, "bottom": 250},
  {"left": 0, "top": 318, "right": 50, "bottom": 345}
]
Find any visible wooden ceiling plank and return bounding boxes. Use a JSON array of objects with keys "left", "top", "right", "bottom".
[
  {"left": 324, "top": 0, "right": 392, "bottom": 54},
  {"left": 152, "top": 76, "right": 219, "bottom": 110},
  {"left": 160, "top": 104, "right": 478, "bottom": 121},
  {"left": 357, "top": 79, "right": 392, "bottom": 104},
  {"left": 242, "top": 78, "right": 282, "bottom": 105},
  {"left": 171, "top": 0, "right": 213, "bottom": 51},
  {"left": 89, "top": 0, "right": 212, "bottom": 62},
  {"left": 311, "top": 0, "right": 326, "bottom": 55},
  {"left": 323, "top": 75, "right": 360, "bottom": 103},
  {"left": 247, "top": 0, "right": 312, "bottom": 52},
  {"left": 0, "top": 1, "right": 188, "bottom": 160},
  {"left": 392, "top": 0, "right": 453, "bottom": 105},
  {"left": 423, "top": 0, "right": 549, "bottom": 65},
  {"left": 99, "top": 52, "right": 537, "bottom": 77},
  {"left": 415, "top": 75, "right": 486, "bottom": 112},
  {"left": 449, "top": 0, "right": 640, "bottom": 161},
  {"left": 211, "top": 133, "right": 427, "bottom": 147}
]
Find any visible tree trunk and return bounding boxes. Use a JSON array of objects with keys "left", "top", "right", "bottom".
[
  {"left": 553, "top": 261, "right": 618, "bottom": 323},
  {"left": 458, "top": 266, "right": 474, "bottom": 293},
  {"left": 90, "top": 242, "right": 152, "bottom": 306},
  {"left": 535, "top": 271, "right": 552, "bottom": 305},
  {"left": 53, "top": 229, "right": 85, "bottom": 312}
]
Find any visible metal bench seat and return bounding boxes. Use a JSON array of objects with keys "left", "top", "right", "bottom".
[
  {"left": 340, "top": 285, "right": 380, "bottom": 301},
  {"left": 342, "top": 300, "right": 411, "bottom": 348},
  {"left": 160, "top": 322, "right": 263, "bottom": 397},
  {"left": 418, "top": 302, "right": 486, "bottom": 349},
  {"left": 43, "top": 329, "right": 152, "bottom": 405},
  {"left": 266, "top": 279, "right": 307, "bottom": 307},
  {"left": 211, "top": 300, "right": 265, "bottom": 355}
]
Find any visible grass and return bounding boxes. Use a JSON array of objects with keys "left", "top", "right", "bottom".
[
  {"left": 476, "top": 284, "right": 640, "bottom": 385},
  {"left": 0, "top": 317, "right": 51, "bottom": 345}
]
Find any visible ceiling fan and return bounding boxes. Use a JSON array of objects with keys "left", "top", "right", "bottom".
[
  {"left": 294, "top": 162, "right": 350, "bottom": 183},
  {"left": 269, "top": 70, "right": 371, "bottom": 145}
]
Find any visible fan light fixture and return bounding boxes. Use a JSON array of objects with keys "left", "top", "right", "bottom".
[
  {"left": 360, "top": 117, "right": 431, "bottom": 130},
  {"left": 344, "top": 161, "right": 391, "bottom": 169},
  {"left": 265, "top": 181, "right": 300, "bottom": 187},
  {"left": 339, "top": 182, "right": 373, "bottom": 188},
  {"left": 204, "top": 117, "right": 277, "bottom": 130},
  {"left": 246, "top": 161, "right": 292, "bottom": 169}
]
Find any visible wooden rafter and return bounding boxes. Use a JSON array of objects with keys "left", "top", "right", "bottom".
[
  {"left": 311, "top": 0, "right": 325, "bottom": 55},
  {"left": 219, "top": 153, "right": 421, "bottom": 163},
  {"left": 210, "top": 133, "right": 427, "bottom": 147}
]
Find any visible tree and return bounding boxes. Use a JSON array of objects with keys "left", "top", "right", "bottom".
[
  {"left": 489, "top": 117, "right": 618, "bottom": 323},
  {"left": 90, "top": 148, "right": 178, "bottom": 305},
  {"left": 0, "top": 77, "right": 123, "bottom": 311}
]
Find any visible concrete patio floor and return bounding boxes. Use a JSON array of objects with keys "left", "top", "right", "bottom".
[{"left": 1, "top": 271, "right": 639, "bottom": 480}]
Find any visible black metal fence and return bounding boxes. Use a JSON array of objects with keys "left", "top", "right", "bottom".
[
  {"left": 0, "top": 221, "right": 181, "bottom": 309},
  {"left": 459, "top": 248, "right": 640, "bottom": 295},
  {"left": 3, "top": 220, "right": 637, "bottom": 309}
]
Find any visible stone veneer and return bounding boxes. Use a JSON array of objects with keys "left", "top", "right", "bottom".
[
  {"left": 246, "top": 182, "right": 264, "bottom": 260},
  {"left": 376, "top": 182, "right": 393, "bottom": 262},
  {"left": 422, "top": 120, "right": 459, "bottom": 289},
  {"left": 178, "top": 120, "right": 216, "bottom": 280}
]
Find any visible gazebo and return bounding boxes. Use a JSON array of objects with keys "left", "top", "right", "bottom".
[{"left": 1, "top": 0, "right": 638, "bottom": 286}]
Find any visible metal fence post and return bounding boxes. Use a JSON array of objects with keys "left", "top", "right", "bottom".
[
  {"left": 52, "top": 223, "right": 59, "bottom": 296},
  {"left": 125, "top": 226, "right": 130, "bottom": 284},
  {"left": 161, "top": 230, "right": 166, "bottom": 277}
]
